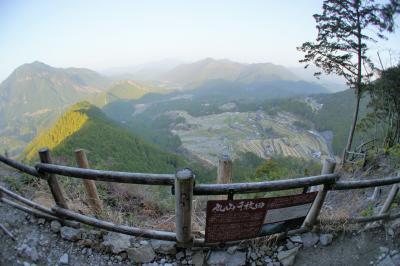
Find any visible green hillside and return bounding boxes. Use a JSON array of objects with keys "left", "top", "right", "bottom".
[
  {"left": 90, "top": 80, "right": 167, "bottom": 107},
  {"left": 0, "top": 61, "right": 109, "bottom": 117},
  {"left": 21, "top": 102, "right": 211, "bottom": 177},
  {"left": 0, "top": 61, "right": 110, "bottom": 156}
]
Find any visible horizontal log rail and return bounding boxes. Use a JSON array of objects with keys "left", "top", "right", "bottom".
[
  {"left": 193, "top": 174, "right": 338, "bottom": 195},
  {"left": 0, "top": 155, "right": 39, "bottom": 177},
  {"left": 1, "top": 154, "right": 400, "bottom": 246},
  {"left": 0, "top": 186, "right": 56, "bottom": 216},
  {"left": 35, "top": 163, "right": 175, "bottom": 185},
  {"left": 318, "top": 211, "right": 400, "bottom": 224},
  {"left": 52, "top": 206, "right": 177, "bottom": 241},
  {"left": 333, "top": 176, "right": 400, "bottom": 190},
  {"left": 1, "top": 197, "right": 61, "bottom": 221}
]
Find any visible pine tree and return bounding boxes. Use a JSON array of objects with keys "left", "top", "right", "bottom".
[{"left": 297, "top": 0, "right": 399, "bottom": 163}]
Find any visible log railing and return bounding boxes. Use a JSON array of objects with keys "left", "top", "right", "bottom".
[{"left": 0, "top": 149, "right": 399, "bottom": 247}]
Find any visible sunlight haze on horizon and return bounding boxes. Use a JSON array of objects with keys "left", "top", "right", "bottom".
[{"left": 1, "top": 0, "right": 399, "bottom": 82}]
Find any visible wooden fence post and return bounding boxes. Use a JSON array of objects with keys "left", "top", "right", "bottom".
[
  {"left": 303, "top": 158, "right": 336, "bottom": 228},
  {"left": 75, "top": 149, "right": 103, "bottom": 214},
  {"left": 38, "top": 148, "right": 68, "bottom": 209},
  {"left": 175, "top": 168, "right": 195, "bottom": 247},
  {"left": 217, "top": 154, "right": 232, "bottom": 200},
  {"left": 379, "top": 172, "right": 400, "bottom": 215}
]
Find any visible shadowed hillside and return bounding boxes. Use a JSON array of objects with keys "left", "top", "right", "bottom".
[{"left": 21, "top": 101, "right": 214, "bottom": 179}]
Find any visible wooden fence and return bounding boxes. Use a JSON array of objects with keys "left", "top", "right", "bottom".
[{"left": 0, "top": 148, "right": 399, "bottom": 247}]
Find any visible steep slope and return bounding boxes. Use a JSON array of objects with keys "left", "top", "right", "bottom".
[
  {"left": 21, "top": 101, "right": 216, "bottom": 183},
  {"left": 0, "top": 62, "right": 110, "bottom": 155},
  {"left": 21, "top": 102, "right": 185, "bottom": 173},
  {"left": 0, "top": 61, "right": 109, "bottom": 117}
]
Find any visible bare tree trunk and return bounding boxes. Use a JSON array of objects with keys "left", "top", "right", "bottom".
[
  {"left": 342, "top": 90, "right": 361, "bottom": 164},
  {"left": 342, "top": 3, "right": 363, "bottom": 165}
]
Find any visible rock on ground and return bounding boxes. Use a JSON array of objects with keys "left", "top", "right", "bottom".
[
  {"left": 60, "top": 226, "right": 82, "bottom": 241},
  {"left": 192, "top": 250, "right": 205, "bottom": 266},
  {"left": 277, "top": 246, "right": 300, "bottom": 266},
  {"left": 50, "top": 220, "right": 61, "bottom": 233},
  {"left": 319, "top": 234, "right": 333, "bottom": 246},
  {"left": 207, "top": 250, "right": 246, "bottom": 266},
  {"left": 102, "top": 232, "right": 132, "bottom": 254},
  {"left": 59, "top": 253, "right": 69, "bottom": 265},
  {"left": 127, "top": 244, "right": 156, "bottom": 263},
  {"left": 301, "top": 232, "right": 319, "bottom": 248},
  {"left": 17, "top": 243, "right": 40, "bottom": 262},
  {"left": 150, "top": 239, "right": 176, "bottom": 255}
]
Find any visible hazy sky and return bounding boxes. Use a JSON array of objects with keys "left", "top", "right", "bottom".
[{"left": 1, "top": 0, "right": 399, "bottom": 82}]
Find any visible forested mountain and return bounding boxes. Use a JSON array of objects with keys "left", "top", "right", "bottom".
[
  {"left": 0, "top": 62, "right": 169, "bottom": 156},
  {"left": 190, "top": 79, "right": 328, "bottom": 100},
  {"left": 89, "top": 80, "right": 167, "bottom": 107},
  {"left": 0, "top": 62, "right": 110, "bottom": 155},
  {"left": 129, "top": 58, "right": 320, "bottom": 89},
  {"left": 0, "top": 61, "right": 109, "bottom": 117},
  {"left": 0, "top": 61, "right": 374, "bottom": 184},
  {"left": 22, "top": 102, "right": 214, "bottom": 180}
]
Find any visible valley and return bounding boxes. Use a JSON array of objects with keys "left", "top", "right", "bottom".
[
  {"left": 0, "top": 58, "right": 356, "bottom": 180},
  {"left": 169, "top": 110, "right": 330, "bottom": 166}
]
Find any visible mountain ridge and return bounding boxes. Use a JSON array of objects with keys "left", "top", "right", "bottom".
[{"left": 160, "top": 58, "right": 301, "bottom": 88}]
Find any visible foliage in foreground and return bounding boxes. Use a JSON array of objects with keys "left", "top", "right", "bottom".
[{"left": 360, "top": 65, "right": 400, "bottom": 149}]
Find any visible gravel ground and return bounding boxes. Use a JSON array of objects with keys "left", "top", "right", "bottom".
[{"left": 0, "top": 202, "right": 123, "bottom": 266}]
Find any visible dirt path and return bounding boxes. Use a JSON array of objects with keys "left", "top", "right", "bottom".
[{"left": 296, "top": 230, "right": 399, "bottom": 266}]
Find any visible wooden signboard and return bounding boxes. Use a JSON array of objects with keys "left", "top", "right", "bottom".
[
  {"left": 260, "top": 192, "right": 318, "bottom": 236},
  {"left": 205, "top": 192, "right": 318, "bottom": 243},
  {"left": 205, "top": 198, "right": 268, "bottom": 243}
]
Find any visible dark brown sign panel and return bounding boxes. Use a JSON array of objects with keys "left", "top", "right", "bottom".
[
  {"left": 205, "top": 198, "right": 268, "bottom": 243},
  {"left": 205, "top": 192, "right": 318, "bottom": 243}
]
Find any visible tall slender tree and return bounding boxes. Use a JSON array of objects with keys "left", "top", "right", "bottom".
[{"left": 297, "top": 0, "right": 399, "bottom": 163}]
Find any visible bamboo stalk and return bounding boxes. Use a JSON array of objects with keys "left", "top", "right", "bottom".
[
  {"left": 175, "top": 168, "right": 195, "bottom": 247},
  {"left": 38, "top": 148, "right": 68, "bottom": 209},
  {"left": 75, "top": 149, "right": 103, "bottom": 213}
]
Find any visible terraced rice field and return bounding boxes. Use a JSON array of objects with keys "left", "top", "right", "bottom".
[{"left": 171, "top": 110, "right": 330, "bottom": 166}]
